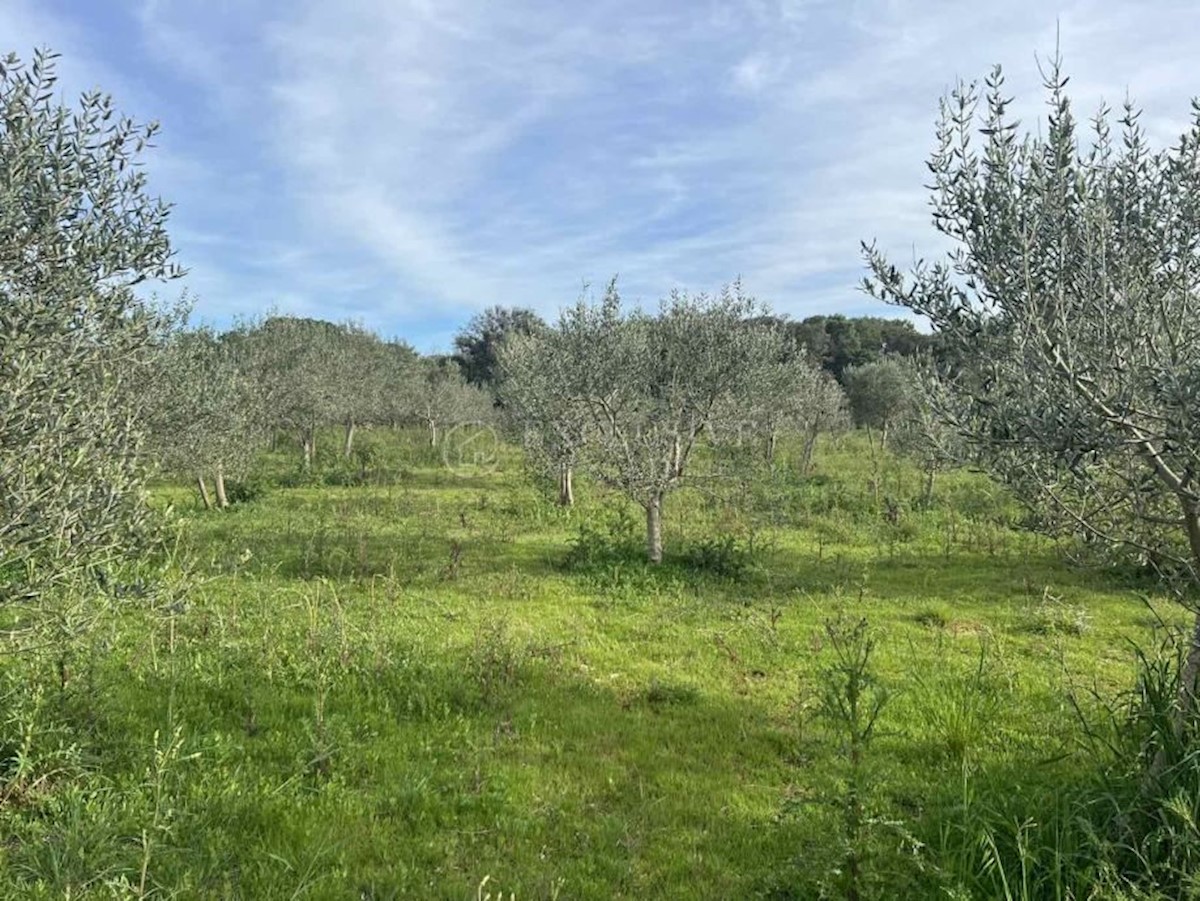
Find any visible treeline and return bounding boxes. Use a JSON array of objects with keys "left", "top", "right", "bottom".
[
  {"left": 143, "top": 317, "right": 493, "bottom": 507},
  {"left": 0, "top": 46, "right": 944, "bottom": 591},
  {"left": 140, "top": 300, "right": 945, "bottom": 539},
  {"left": 453, "top": 305, "right": 938, "bottom": 388}
]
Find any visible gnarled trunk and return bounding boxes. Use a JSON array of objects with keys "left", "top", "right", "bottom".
[{"left": 645, "top": 493, "right": 664, "bottom": 564}]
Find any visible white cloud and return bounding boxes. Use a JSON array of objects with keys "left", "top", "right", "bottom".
[{"left": 730, "top": 53, "right": 780, "bottom": 94}]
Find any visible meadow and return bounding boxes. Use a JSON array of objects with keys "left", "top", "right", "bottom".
[{"left": 0, "top": 429, "right": 1188, "bottom": 899}]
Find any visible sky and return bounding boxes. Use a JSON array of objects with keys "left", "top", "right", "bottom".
[{"left": 4, "top": 0, "right": 1200, "bottom": 352}]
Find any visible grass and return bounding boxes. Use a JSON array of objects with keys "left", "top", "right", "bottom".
[{"left": 0, "top": 429, "right": 1191, "bottom": 898}]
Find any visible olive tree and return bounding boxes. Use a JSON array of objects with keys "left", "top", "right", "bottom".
[
  {"left": 843, "top": 358, "right": 913, "bottom": 452},
  {"left": 0, "top": 49, "right": 181, "bottom": 592},
  {"left": 889, "top": 361, "right": 962, "bottom": 506},
  {"left": 337, "top": 324, "right": 390, "bottom": 457},
  {"left": 794, "top": 370, "right": 851, "bottom": 476},
  {"left": 496, "top": 325, "right": 590, "bottom": 507},
  {"left": 146, "top": 327, "right": 263, "bottom": 508},
  {"left": 863, "top": 60, "right": 1200, "bottom": 699},
  {"left": 377, "top": 338, "right": 422, "bottom": 429},
  {"left": 750, "top": 346, "right": 850, "bottom": 472},
  {"left": 241, "top": 316, "right": 358, "bottom": 469},
  {"left": 412, "top": 357, "right": 493, "bottom": 448},
  {"left": 548, "top": 281, "right": 788, "bottom": 563}
]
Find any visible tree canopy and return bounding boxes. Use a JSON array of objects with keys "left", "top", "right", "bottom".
[
  {"left": 782, "top": 314, "right": 933, "bottom": 381},
  {"left": 864, "top": 58, "right": 1200, "bottom": 700},
  {"left": 0, "top": 49, "right": 181, "bottom": 592},
  {"left": 499, "top": 281, "right": 795, "bottom": 562},
  {"left": 453, "top": 306, "right": 547, "bottom": 388}
]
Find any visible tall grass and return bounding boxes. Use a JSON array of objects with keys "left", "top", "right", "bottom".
[{"left": 0, "top": 427, "right": 1193, "bottom": 898}]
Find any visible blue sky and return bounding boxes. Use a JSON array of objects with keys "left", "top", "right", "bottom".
[{"left": 6, "top": 0, "right": 1200, "bottom": 352}]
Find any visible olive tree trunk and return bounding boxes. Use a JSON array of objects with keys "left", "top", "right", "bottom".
[
  {"left": 645, "top": 493, "right": 664, "bottom": 564},
  {"left": 800, "top": 425, "right": 819, "bottom": 476},
  {"left": 1178, "top": 508, "right": 1200, "bottom": 707},
  {"left": 923, "top": 467, "right": 936, "bottom": 507},
  {"left": 1145, "top": 505, "right": 1200, "bottom": 782},
  {"left": 301, "top": 427, "right": 316, "bottom": 470},
  {"left": 865, "top": 427, "right": 881, "bottom": 507},
  {"left": 214, "top": 465, "right": 229, "bottom": 510},
  {"left": 558, "top": 463, "right": 574, "bottom": 507},
  {"left": 196, "top": 475, "right": 212, "bottom": 510}
]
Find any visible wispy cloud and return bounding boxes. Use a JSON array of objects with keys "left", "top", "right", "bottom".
[{"left": 4, "top": 0, "right": 1200, "bottom": 348}]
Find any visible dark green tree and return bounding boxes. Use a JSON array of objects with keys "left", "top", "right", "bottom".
[
  {"left": 453, "top": 306, "right": 547, "bottom": 388},
  {"left": 784, "top": 315, "right": 933, "bottom": 381}
]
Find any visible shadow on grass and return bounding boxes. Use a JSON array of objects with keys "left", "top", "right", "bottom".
[{"left": 49, "top": 633, "right": 817, "bottom": 899}]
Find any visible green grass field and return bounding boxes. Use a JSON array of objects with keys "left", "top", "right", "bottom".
[{"left": 0, "top": 430, "right": 1189, "bottom": 899}]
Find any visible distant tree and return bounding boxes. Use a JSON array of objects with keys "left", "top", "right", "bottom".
[
  {"left": 748, "top": 342, "right": 848, "bottom": 470},
  {"left": 890, "top": 361, "right": 961, "bottom": 506},
  {"left": 843, "top": 358, "right": 914, "bottom": 450},
  {"left": 794, "top": 371, "right": 853, "bottom": 475},
  {"left": 453, "top": 306, "right": 547, "bottom": 388},
  {"left": 863, "top": 59, "right": 1200, "bottom": 722},
  {"left": 844, "top": 358, "right": 915, "bottom": 506},
  {"left": 496, "top": 325, "right": 590, "bottom": 506},
  {"left": 242, "top": 316, "right": 354, "bottom": 469},
  {"left": 0, "top": 49, "right": 182, "bottom": 593},
  {"left": 337, "top": 324, "right": 390, "bottom": 457},
  {"left": 785, "top": 315, "right": 933, "bottom": 381},
  {"left": 376, "top": 339, "right": 422, "bottom": 429},
  {"left": 412, "top": 357, "right": 493, "bottom": 447},
  {"left": 146, "top": 327, "right": 263, "bottom": 508},
  {"left": 785, "top": 316, "right": 834, "bottom": 372},
  {"left": 824, "top": 316, "right": 870, "bottom": 378},
  {"left": 543, "top": 281, "right": 789, "bottom": 563}
]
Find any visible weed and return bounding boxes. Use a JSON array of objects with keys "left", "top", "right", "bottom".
[
  {"left": 913, "top": 607, "right": 950, "bottom": 629},
  {"left": 681, "top": 533, "right": 755, "bottom": 579},
  {"left": 562, "top": 504, "right": 642, "bottom": 570},
  {"left": 805, "top": 612, "right": 894, "bottom": 900},
  {"left": 1026, "top": 587, "right": 1093, "bottom": 637},
  {"left": 909, "top": 636, "right": 1010, "bottom": 763},
  {"left": 644, "top": 678, "right": 700, "bottom": 708},
  {"left": 467, "top": 618, "right": 525, "bottom": 705}
]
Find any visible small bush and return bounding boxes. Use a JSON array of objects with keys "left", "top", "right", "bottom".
[
  {"left": 223, "top": 476, "right": 269, "bottom": 505},
  {"left": 466, "top": 618, "right": 525, "bottom": 705},
  {"left": 681, "top": 534, "right": 754, "bottom": 579},
  {"left": 913, "top": 608, "right": 950, "bottom": 629},
  {"left": 562, "top": 506, "right": 643, "bottom": 570},
  {"left": 1026, "top": 589, "right": 1092, "bottom": 637}
]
